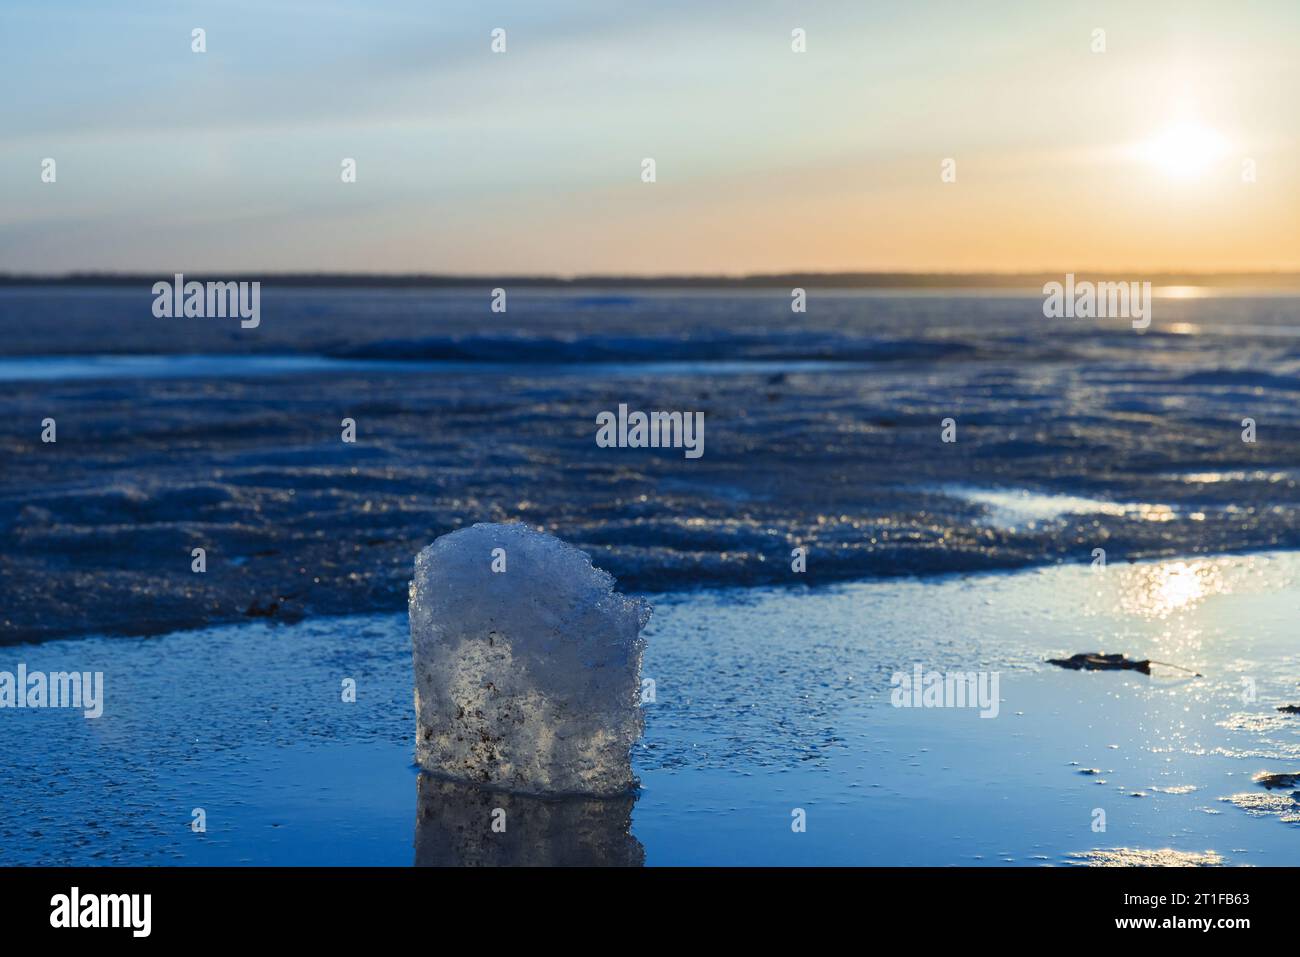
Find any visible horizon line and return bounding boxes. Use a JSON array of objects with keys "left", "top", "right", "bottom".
[{"left": 4, "top": 269, "right": 1300, "bottom": 290}]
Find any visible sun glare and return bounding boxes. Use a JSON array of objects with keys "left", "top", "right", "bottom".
[
  {"left": 1137, "top": 121, "right": 1229, "bottom": 181},
  {"left": 1117, "top": 560, "right": 1224, "bottom": 619}
]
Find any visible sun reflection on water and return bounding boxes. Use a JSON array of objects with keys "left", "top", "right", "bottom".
[{"left": 1118, "top": 560, "right": 1225, "bottom": 619}]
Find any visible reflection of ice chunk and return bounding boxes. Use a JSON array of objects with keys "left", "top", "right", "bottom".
[
  {"left": 414, "top": 773, "right": 643, "bottom": 866},
  {"left": 410, "top": 522, "right": 650, "bottom": 796}
]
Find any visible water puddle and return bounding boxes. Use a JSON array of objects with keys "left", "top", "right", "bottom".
[
  {"left": 0, "top": 354, "right": 874, "bottom": 383},
  {"left": 937, "top": 485, "right": 1176, "bottom": 529}
]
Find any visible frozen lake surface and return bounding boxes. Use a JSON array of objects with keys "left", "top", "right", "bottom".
[{"left": 4, "top": 288, "right": 1300, "bottom": 642}]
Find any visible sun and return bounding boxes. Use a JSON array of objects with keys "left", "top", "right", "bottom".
[{"left": 1137, "top": 120, "right": 1229, "bottom": 181}]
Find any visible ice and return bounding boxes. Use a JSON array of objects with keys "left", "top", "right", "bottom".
[{"left": 409, "top": 522, "right": 651, "bottom": 796}]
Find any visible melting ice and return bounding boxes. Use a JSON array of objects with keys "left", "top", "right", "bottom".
[{"left": 409, "top": 522, "right": 650, "bottom": 796}]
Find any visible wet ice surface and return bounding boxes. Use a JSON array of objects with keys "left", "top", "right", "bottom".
[
  {"left": 5, "top": 551, "right": 1300, "bottom": 865},
  {"left": 1065, "top": 849, "right": 1224, "bottom": 867},
  {"left": 4, "top": 288, "right": 1300, "bottom": 641}
]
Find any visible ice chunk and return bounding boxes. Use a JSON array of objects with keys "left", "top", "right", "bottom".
[{"left": 409, "top": 522, "right": 650, "bottom": 796}]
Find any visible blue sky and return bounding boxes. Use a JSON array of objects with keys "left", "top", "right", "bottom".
[{"left": 2, "top": 1, "right": 1298, "bottom": 274}]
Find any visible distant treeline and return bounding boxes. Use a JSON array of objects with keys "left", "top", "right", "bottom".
[{"left": 2, "top": 271, "right": 1299, "bottom": 289}]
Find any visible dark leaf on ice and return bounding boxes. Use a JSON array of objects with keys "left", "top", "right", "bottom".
[
  {"left": 1254, "top": 772, "right": 1300, "bottom": 790},
  {"left": 1047, "top": 653, "right": 1152, "bottom": 674},
  {"left": 244, "top": 598, "right": 280, "bottom": 618},
  {"left": 1046, "top": 653, "right": 1201, "bottom": 677}
]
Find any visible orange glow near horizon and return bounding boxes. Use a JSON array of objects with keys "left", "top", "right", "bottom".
[{"left": 2, "top": 4, "right": 1297, "bottom": 275}]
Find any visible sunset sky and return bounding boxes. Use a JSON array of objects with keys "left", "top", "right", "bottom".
[{"left": 2, "top": 0, "right": 1297, "bottom": 275}]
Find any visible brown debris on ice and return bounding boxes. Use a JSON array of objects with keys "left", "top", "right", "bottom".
[
  {"left": 1253, "top": 771, "right": 1300, "bottom": 790},
  {"left": 1046, "top": 652, "right": 1201, "bottom": 676}
]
